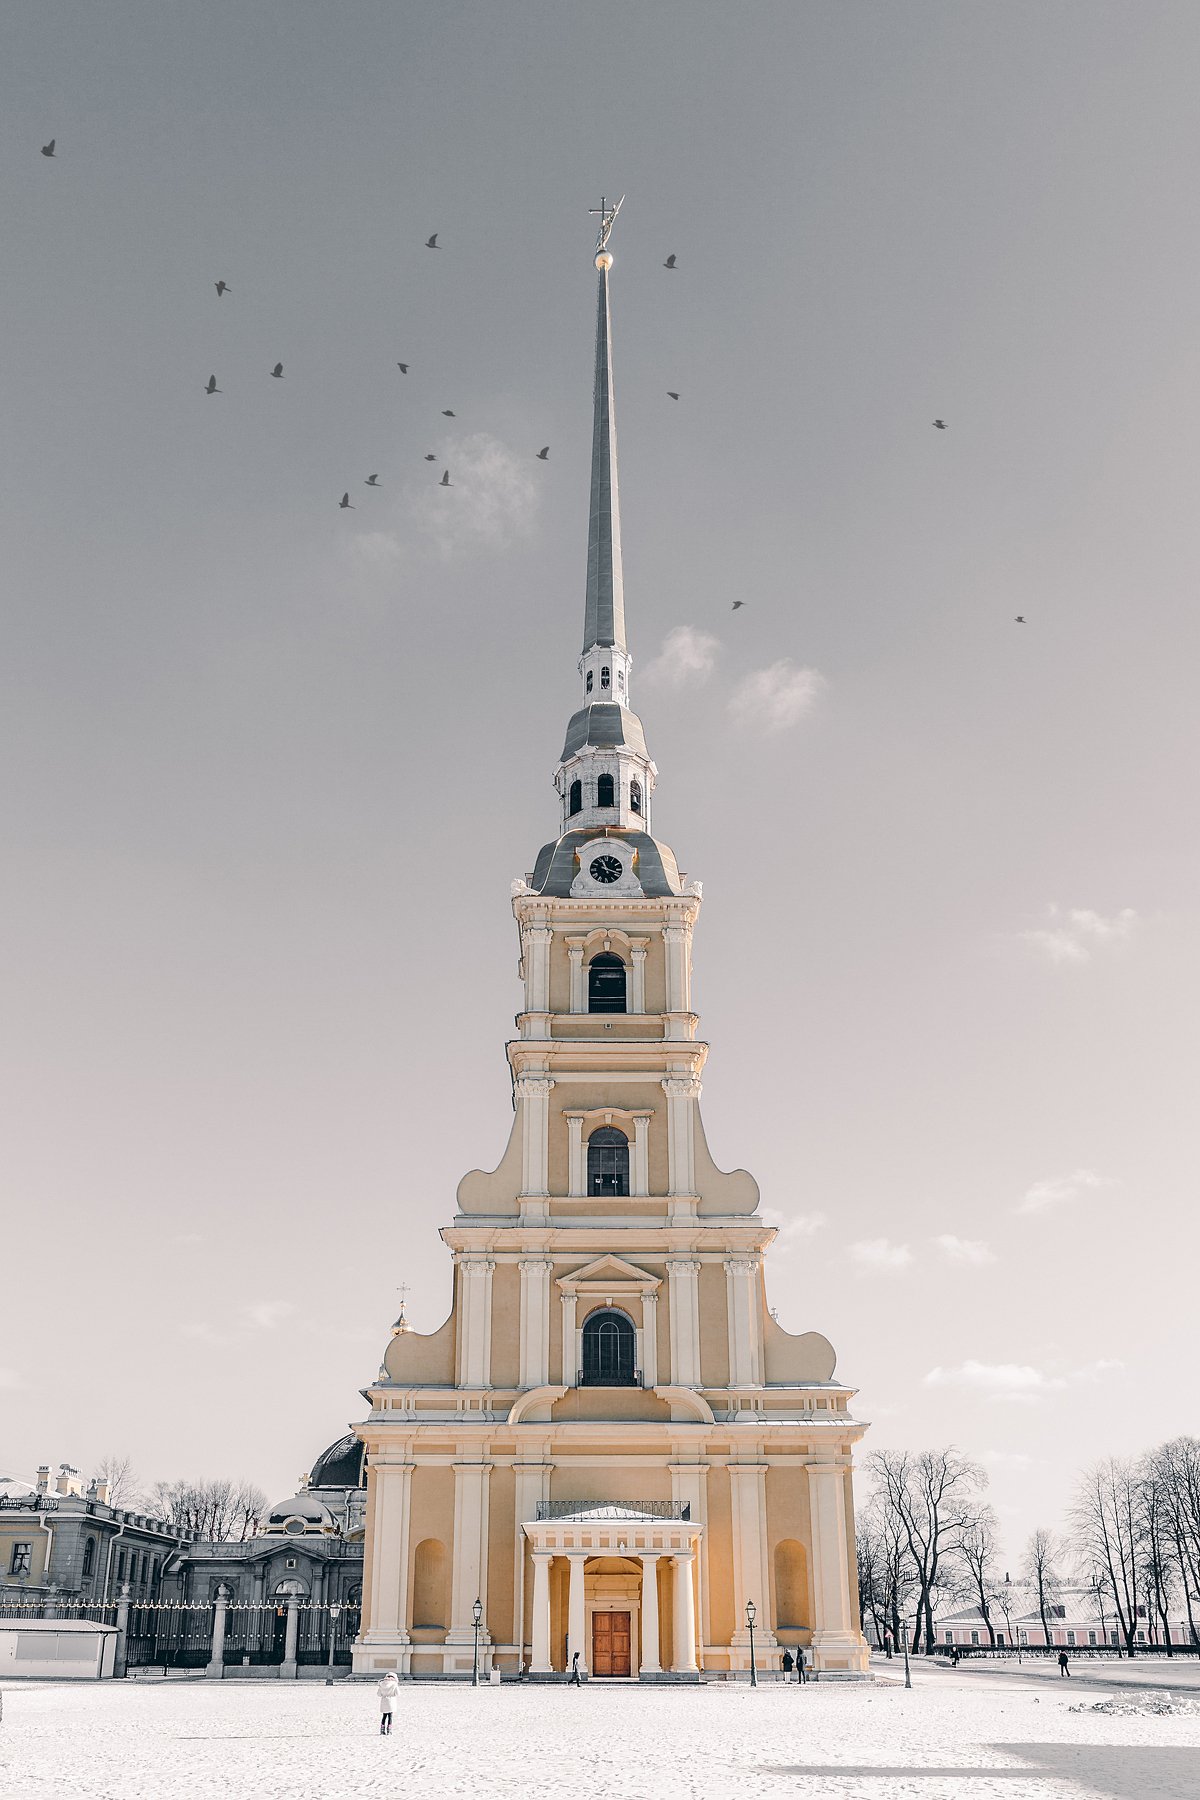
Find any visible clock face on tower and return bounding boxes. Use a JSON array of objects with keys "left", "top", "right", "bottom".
[{"left": 589, "top": 854, "right": 623, "bottom": 885}]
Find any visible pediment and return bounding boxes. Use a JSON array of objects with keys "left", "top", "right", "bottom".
[{"left": 557, "top": 1253, "right": 661, "bottom": 1293}]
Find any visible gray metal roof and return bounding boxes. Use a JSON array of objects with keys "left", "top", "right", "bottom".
[
  {"left": 530, "top": 828, "right": 682, "bottom": 897},
  {"left": 581, "top": 264, "right": 626, "bottom": 654},
  {"left": 560, "top": 701, "right": 648, "bottom": 761}
]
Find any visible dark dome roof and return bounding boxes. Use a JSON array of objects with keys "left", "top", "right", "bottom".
[{"left": 309, "top": 1434, "right": 365, "bottom": 1491}]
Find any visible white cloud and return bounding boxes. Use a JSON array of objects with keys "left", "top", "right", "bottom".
[
  {"left": 728, "top": 660, "right": 825, "bottom": 732},
  {"left": 350, "top": 433, "right": 540, "bottom": 568},
  {"left": 1017, "top": 1168, "right": 1112, "bottom": 1215},
  {"left": 849, "top": 1236, "right": 913, "bottom": 1271},
  {"left": 924, "top": 1357, "right": 1123, "bottom": 1402},
  {"left": 762, "top": 1207, "right": 827, "bottom": 1250},
  {"left": 1020, "top": 905, "right": 1138, "bottom": 966},
  {"left": 933, "top": 1234, "right": 996, "bottom": 1266},
  {"left": 641, "top": 626, "right": 721, "bottom": 690},
  {"left": 243, "top": 1300, "right": 294, "bottom": 1331}
]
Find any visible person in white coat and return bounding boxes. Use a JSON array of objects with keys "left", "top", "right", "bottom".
[{"left": 376, "top": 1669, "right": 400, "bottom": 1734}]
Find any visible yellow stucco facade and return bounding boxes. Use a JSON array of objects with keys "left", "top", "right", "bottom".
[{"left": 353, "top": 213, "right": 870, "bottom": 1682}]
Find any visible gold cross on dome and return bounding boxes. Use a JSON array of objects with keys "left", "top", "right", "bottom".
[{"left": 590, "top": 194, "right": 624, "bottom": 252}]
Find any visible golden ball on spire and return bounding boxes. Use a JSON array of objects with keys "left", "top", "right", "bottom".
[{"left": 595, "top": 251, "right": 613, "bottom": 271}]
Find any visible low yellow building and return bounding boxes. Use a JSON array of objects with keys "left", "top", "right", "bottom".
[{"left": 354, "top": 204, "right": 869, "bottom": 1682}]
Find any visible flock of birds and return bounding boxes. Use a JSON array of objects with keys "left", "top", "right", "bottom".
[{"left": 40, "top": 139, "right": 1020, "bottom": 618}]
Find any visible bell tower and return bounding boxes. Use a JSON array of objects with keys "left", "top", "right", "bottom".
[{"left": 353, "top": 202, "right": 871, "bottom": 1684}]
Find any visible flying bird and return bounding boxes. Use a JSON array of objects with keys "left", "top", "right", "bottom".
[
  {"left": 270, "top": 362, "right": 284, "bottom": 378},
  {"left": 424, "top": 454, "right": 436, "bottom": 461},
  {"left": 442, "top": 409, "right": 456, "bottom": 417},
  {"left": 1015, "top": 615, "right": 1026, "bottom": 623},
  {"left": 732, "top": 601, "right": 745, "bottom": 610},
  {"left": 397, "top": 363, "right": 409, "bottom": 373},
  {"left": 439, "top": 470, "right": 451, "bottom": 486},
  {"left": 536, "top": 446, "right": 549, "bottom": 460},
  {"left": 41, "top": 139, "right": 56, "bottom": 158},
  {"left": 339, "top": 493, "right": 354, "bottom": 509},
  {"left": 667, "top": 391, "right": 680, "bottom": 401},
  {"left": 215, "top": 280, "right": 230, "bottom": 297},
  {"left": 425, "top": 233, "right": 439, "bottom": 249},
  {"left": 204, "top": 375, "right": 220, "bottom": 395},
  {"left": 365, "top": 474, "right": 380, "bottom": 487},
  {"left": 664, "top": 254, "right": 677, "bottom": 269},
  {"left": 933, "top": 419, "right": 946, "bottom": 429}
]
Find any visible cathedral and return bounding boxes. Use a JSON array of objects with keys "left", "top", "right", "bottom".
[{"left": 353, "top": 208, "right": 870, "bottom": 1682}]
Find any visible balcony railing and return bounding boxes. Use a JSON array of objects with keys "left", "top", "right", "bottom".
[
  {"left": 535, "top": 1500, "right": 690, "bottom": 1521},
  {"left": 577, "top": 1368, "right": 642, "bottom": 1388}
]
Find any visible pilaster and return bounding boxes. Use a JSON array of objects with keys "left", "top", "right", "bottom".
[
  {"left": 448, "top": 1460, "right": 493, "bottom": 1658},
  {"left": 458, "top": 1259, "right": 495, "bottom": 1389},
  {"left": 667, "top": 1259, "right": 702, "bottom": 1387},
  {"left": 517, "top": 1075, "right": 554, "bottom": 1198},
  {"left": 725, "top": 1256, "right": 763, "bottom": 1388},
  {"left": 518, "top": 1259, "right": 553, "bottom": 1388},
  {"left": 662, "top": 1075, "right": 700, "bottom": 1196}
]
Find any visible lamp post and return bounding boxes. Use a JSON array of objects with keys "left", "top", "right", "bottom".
[
  {"left": 325, "top": 1603, "right": 342, "bottom": 1685},
  {"left": 745, "top": 1598, "right": 758, "bottom": 1688},
  {"left": 902, "top": 1618, "right": 911, "bottom": 1690},
  {"left": 472, "top": 1596, "right": 483, "bottom": 1687}
]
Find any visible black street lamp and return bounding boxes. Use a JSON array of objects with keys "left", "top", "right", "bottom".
[
  {"left": 472, "top": 1596, "right": 483, "bottom": 1687},
  {"left": 745, "top": 1598, "right": 758, "bottom": 1688},
  {"left": 902, "top": 1618, "right": 911, "bottom": 1690},
  {"left": 325, "top": 1602, "right": 342, "bottom": 1686}
]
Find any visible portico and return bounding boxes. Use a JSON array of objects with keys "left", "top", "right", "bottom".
[{"left": 522, "top": 1506, "right": 700, "bottom": 1681}]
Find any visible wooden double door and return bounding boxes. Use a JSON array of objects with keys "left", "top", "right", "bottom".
[{"left": 591, "top": 1609, "right": 632, "bottom": 1677}]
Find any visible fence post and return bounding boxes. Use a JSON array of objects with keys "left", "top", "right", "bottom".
[
  {"left": 281, "top": 1595, "right": 301, "bottom": 1680},
  {"left": 114, "top": 1583, "right": 131, "bottom": 1679},
  {"left": 206, "top": 1586, "right": 230, "bottom": 1680}
]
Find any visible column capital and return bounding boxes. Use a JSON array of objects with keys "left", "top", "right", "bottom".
[
  {"left": 661, "top": 1076, "right": 701, "bottom": 1100},
  {"left": 667, "top": 1258, "right": 702, "bottom": 1276},
  {"left": 458, "top": 1258, "right": 496, "bottom": 1277},
  {"left": 725, "top": 1256, "right": 760, "bottom": 1277},
  {"left": 518, "top": 1256, "right": 553, "bottom": 1272},
  {"left": 530, "top": 1548, "right": 555, "bottom": 1563},
  {"left": 670, "top": 1550, "right": 696, "bottom": 1565},
  {"left": 516, "top": 1076, "right": 555, "bottom": 1099}
]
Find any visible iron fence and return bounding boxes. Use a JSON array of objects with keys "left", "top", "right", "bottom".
[{"left": 0, "top": 1596, "right": 361, "bottom": 1670}]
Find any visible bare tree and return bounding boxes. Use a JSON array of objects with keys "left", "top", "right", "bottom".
[
  {"left": 91, "top": 1453, "right": 141, "bottom": 1508},
  {"left": 1073, "top": 1458, "right": 1143, "bottom": 1657},
  {"left": 994, "top": 1574, "right": 1030, "bottom": 1663},
  {"left": 856, "top": 1487, "right": 915, "bottom": 1653},
  {"left": 1138, "top": 1461, "right": 1177, "bottom": 1655},
  {"left": 1021, "top": 1528, "right": 1063, "bottom": 1650},
  {"left": 146, "top": 1477, "right": 266, "bottom": 1542},
  {"left": 867, "top": 1447, "right": 987, "bottom": 1653},
  {"left": 1147, "top": 1437, "right": 1200, "bottom": 1647},
  {"left": 958, "top": 1509, "right": 1003, "bottom": 1647}
]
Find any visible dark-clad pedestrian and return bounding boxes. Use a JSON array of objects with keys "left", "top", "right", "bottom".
[
  {"left": 1058, "top": 1649, "right": 1070, "bottom": 1678},
  {"left": 796, "top": 1645, "right": 807, "bottom": 1685},
  {"left": 570, "top": 1649, "right": 582, "bottom": 1686},
  {"left": 781, "top": 1648, "right": 794, "bottom": 1680}
]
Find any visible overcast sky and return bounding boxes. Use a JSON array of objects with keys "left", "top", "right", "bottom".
[{"left": 2, "top": 2, "right": 1196, "bottom": 1559}]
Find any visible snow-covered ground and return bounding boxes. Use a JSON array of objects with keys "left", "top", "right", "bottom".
[{"left": 2, "top": 1666, "right": 1198, "bottom": 1800}]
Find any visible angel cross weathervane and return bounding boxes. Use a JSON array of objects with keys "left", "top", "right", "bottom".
[{"left": 590, "top": 194, "right": 625, "bottom": 255}]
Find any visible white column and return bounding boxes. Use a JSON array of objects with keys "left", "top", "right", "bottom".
[
  {"left": 661, "top": 1076, "right": 699, "bottom": 1196},
  {"left": 672, "top": 1555, "right": 698, "bottom": 1673},
  {"left": 567, "top": 1553, "right": 588, "bottom": 1672},
  {"left": 631, "top": 1113, "right": 651, "bottom": 1197},
  {"left": 667, "top": 1259, "right": 702, "bottom": 1387},
  {"left": 560, "top": 1292, "right": 579, "bottom": 1386},
  {"left": 282, "top": 1595, "right": 301, "bottom": 1677},
  {"left": 807, "top": 1461, "right": 868, "bottom": 1670},
  {"left": 514, "top": 1459, "right": 553, "bottom": 1669},
  {"left": 641, "top": 1291, "right": 659, "bottom": 1387},
  {"left": 206, "top": 1584, "right": 230, "bottom": 1679},
  {"left": 530, "top": 1551, "right": 553, "bottom": 1673},
  {"left": 566, "top": 1113, "right": 586, "bottom": 1197},
  {"left": 363, "top": 1460, "right": 414, "bottom": 1649},
  {"left": 728, "top": 1463, "right": 772, "bottom": 1663},
  {"left": 629, "top": 942, "right": 648, "bottom": 1013},
  {"left": 725, "top": 1257, "right": 763, "bottom": 1388},
  {"left": 517, "top": 1075, "right": 554, "bottom": 1199},
  {"left": 567, "top": 939, "right": 586, "bottom": 1013},
  {"left": 518, "top": 1259, "right": 552, "bottom": 1388},
  {"left": 524, "top": 922, "right": 552, "bottom": 1014},
  {"left": 449, "top": 1461, "right": 492, "bottom": 1651},
  {"left": 639, "top": 1555, "right": 661, "bottom": 1675},
  {"left": 458, "top": 1259, "right": 495, "bottom": 1388},
  {"left": 662, "top": 922, "right": 691, "bottom": 1012}
]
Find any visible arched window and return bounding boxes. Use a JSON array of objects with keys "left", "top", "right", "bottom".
[
  {"left": 586, "top": 670, "right": 594, "bottom": 693},
  {"left": 588, "top": 953, "right": 626, "bottom": 1013},
  {"left": 412, "top": 1538, "right": 448, "bottom": 1630},
  {"left": 568, "top": 778, "right": 582, "bottom": 816},
  {"left": 596, "top": 772, "right": 615, "bottom": 807},
  {"left": 630, "top": 778, "right": 642, "bottom": 815},
  {"left": 600, "top": 665, "right": 611, "bottom": 690},
  {"left": 580, "top": 1307, "right": 637, "bottom": 1385},
  {"left": 82, "top": 1537, "right": 96, "bottom": 1579},
  {"left": 587, "top": 1125, "right": 629, "bottom": 1195}
]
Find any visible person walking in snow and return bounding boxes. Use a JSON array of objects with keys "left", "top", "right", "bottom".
[
  {"left": 796, "top": 1645, "right": 807, "bottom": 1685},
  {"left": 377, "top": 1669, "right": 400, "bottom": 1733},
  {"left": 1058, "top": 1650, "right": 1071, "bottom": 1678},
  {"left": 570, "top": 1649, "right": 582, "bottom": 1687},
  {"left": 781, "top": 1648, "right": 794, "bottom": 1681}
]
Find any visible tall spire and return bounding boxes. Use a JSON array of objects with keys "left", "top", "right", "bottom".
[{"left": 583, "top": 197, "right": 625, "bottom": 656}]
